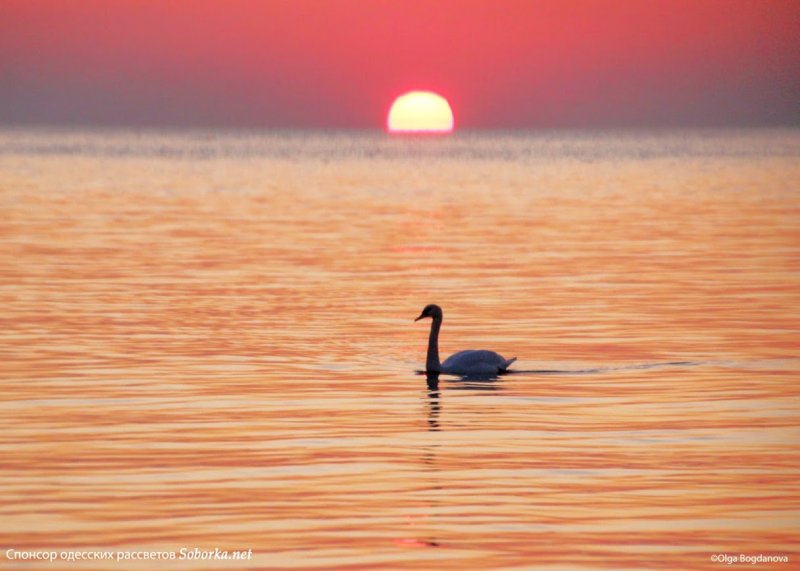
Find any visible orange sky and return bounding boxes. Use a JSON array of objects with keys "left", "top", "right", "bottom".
[{"left": 1, "top": 0, "right": 798, "bottom": 128}]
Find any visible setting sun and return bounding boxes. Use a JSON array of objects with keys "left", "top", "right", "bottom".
[{"left": 387, "top": 91, "right": 454, "bottom": 134}]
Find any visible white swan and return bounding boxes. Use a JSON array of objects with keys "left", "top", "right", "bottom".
[{"left": 414, "top": 304, "right": 516, "bottom": 376}]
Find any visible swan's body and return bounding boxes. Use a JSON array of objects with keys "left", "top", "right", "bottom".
[{"left": 415, "top": 304, "right": 516, "bottom": 376}]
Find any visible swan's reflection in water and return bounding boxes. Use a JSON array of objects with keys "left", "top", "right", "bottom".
[
  {"left": 423, "top": 371, "right": 504, "bottom": 434},
  {"left": 422, "top": 371, "right": 504, "bottom": 391},
  {"left": 425, "top": 373, "right": 441, "bottom": 432}
]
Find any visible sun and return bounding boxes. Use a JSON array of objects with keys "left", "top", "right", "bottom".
[{"left": 387, "top": 91, "right": 454, "bottom": 134}]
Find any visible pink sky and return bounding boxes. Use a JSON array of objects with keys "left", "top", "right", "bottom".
[{"left": 1, "top": 0, "right": 798, "bottom": 128}]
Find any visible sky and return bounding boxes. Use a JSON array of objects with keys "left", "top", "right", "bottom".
[{"left": 1, "top": 0, "right": 798, "bottom": 129}]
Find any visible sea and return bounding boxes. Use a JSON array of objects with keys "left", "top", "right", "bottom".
[{"left": 1, "top": 128, "right": 798, "bottom": 569}]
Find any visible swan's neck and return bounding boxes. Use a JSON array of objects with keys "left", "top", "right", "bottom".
[{"left": 426, "top": 316, "right": 442, "bottom": 372}]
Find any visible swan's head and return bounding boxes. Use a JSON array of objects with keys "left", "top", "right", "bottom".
[{"left": 414, "top": 304, "right": 443, "bottom": 322}]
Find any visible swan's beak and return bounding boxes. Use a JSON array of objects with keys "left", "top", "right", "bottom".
[{"left": 414, "top": 313, "right": 426, "bottom": 322}]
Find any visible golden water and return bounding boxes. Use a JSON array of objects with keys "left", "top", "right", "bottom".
[{"left": 1, "top": 129, "right": 799, "bottom": 569}]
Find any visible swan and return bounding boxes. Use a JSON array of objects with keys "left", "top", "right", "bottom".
[{"left": 414, "top": 304, "right": 516, "bottom": 376}]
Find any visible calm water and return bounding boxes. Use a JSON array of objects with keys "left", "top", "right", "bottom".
[{"left": 1, "top": 129, "right": 799, "bottom": 569}]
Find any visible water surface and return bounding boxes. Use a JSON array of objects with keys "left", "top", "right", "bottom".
[{"left": 1, "top": 129, "right": 799, "bottom": 569}]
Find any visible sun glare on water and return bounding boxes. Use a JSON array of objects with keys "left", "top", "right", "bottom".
[{"left": 387, "top": 91, "right": 454, "bottom": 134}]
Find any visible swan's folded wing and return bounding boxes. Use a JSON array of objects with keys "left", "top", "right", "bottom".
[{"left": 442, "top": 350, "right": 514, "bottom": 374}]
